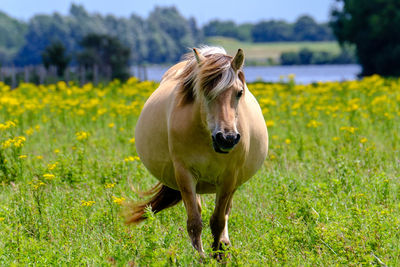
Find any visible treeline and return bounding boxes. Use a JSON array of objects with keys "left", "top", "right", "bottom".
[
  {"left": 204, "top": 16, "right": 334, "bottom": 42},
  {"left": 0, "top": 4, "right": 337, "bottom": 67},
  {"left": 280, "top": 47, "right": 356, "bottom": 65}
]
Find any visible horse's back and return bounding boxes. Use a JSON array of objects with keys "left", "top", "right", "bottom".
[{"left": 135, "top": 62, "right": 186, "bottom": 188}]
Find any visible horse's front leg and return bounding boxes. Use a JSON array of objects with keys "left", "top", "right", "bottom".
[
  {"left": 210, "top": 185, "right": 236, "bottom": 259},
  {"left": 174, "top": 161, "right": 204, "bottom": 257}
]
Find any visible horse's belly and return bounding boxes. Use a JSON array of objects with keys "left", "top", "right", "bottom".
[{"left": 135, "top": 84, "right": 178, "bottom": 188}]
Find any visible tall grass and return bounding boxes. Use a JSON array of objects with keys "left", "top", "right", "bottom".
[{"left": 0, "top": 75, "right": 399, "bottom": 265}]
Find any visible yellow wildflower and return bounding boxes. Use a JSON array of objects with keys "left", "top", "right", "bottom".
[
  {"left": 129, "top": 137, "right": 135, "bottom": 144},
  {"left": 124, "top": 156, "right": 140, "bottom": 162},
  {"left": 307, "top": 120, "right": 322, "bottom": 128},
  {"left": 108, "top": 123, "right": 115, "bottom": 128},
  {"left": 47, "top": 162, "right": 58, "bottom": 170},
  {"left": 54, "top": 149, "right": 60, "bottom": 154},
  {"left": 360, "top": 137, "right": 368, "bottom": 144},
  {"left": 112, "top": 196, "right": 126, "bottom": 205},
  {"left": 30, "top": 179, "right": 46, "bottom": 190},
  {"left": 43, "top": 173, "right": 55, "bottom": 180},
  {"left": 25, "top": 128, "right": 34, "bottom": 136},
  {"left": 285, "top": 139, "right": 291, "bottom": 145},
  {"left": 266, "top": 120, "right": 275, "bottom": 127},
  {"left": 76, "top": 131, "right": 89, "bottom": 141},
  {"left": 81, "top": 200, "right": 95, "bottom": 207},
  {"left": 0, "top": 120, "right": 16, "bottom": 131},
  {"left": 18, "top": 155, "right": 27, "bottom": 159},
  {"left": 104, "top": 183, "right": 115, "bottom": 189},
  {"left": 332, "top": 137, "right": 340, "bottom": 141}
]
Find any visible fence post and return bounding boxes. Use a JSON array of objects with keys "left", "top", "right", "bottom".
[
  {"left": 39, "top": 66, "right": 46, "bottom": 84},
  {"left": 93, "top": 64, "right": 98, "bottom": 85},
  {"left": 24, "top": 66, "right": 29, "bottom": 83},
  {"left": 11, "top": 66, "right": 16, "bottom": 89},
  {"left": 80, "top": 67, "right": 86, "bottom": 86},
  {"left": 0, "top": 67, "right": 3, "bottom": 82},
  {"left": 65, "top": 67, "right": 69, "bottom": 84},
  {"left": 143, "top": 65, "right": 148, "bottom": 81}
]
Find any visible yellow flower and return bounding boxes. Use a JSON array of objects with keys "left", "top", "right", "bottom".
[
  {"left": 129, "top": 137, "right": 135, "bottom": 144},
  {"left": 332, "top": 137, "right": 340, "bottom": 141},
  {"left": 54, "top": 149, "right": 60, "bottom": 154},
  {"left": 18, "top": 155, "right": 27, "bottom": 159},
  {"left": 76, "top": 131, "right": 89, "bottom": 141},
  {"left": 36, "top": 155, "right": 43, "bottom": 160},
  {"left": 360, "top": 137, "right": 368, "bottom": 144},
  {"left": 307, "top": 120, "right": 322, "bottom": 128},
  {"left": 0, "top": 120, "right": 16, "bottom": 131},
  {"left": 13, "top": 136, "right": 26, "bottom": 147},
  {"left": 285, "top": 139, "right": 291, "bottom": 145},
  {"left": 340, "top": 126, "right": 357, "bottom": 134},
  {"left": 29, "top": 179, "right": 46, "bottom": 190},
  {"left": 25, "top": 128, "right": 34, "bottom": 136},
  {"left": 112, "top": 196, "right": 126, "bottom": 205},
  {"left": 266, "top": 120, "right": 275, "bottom": 127},
  {"left": 108, "top": 123, "right": 115, "bottom": 128},
  {"left": 104, "top": 183, "right": 115, "bottom": 189},
  {"left": 269, "top": 154, "right": 276, "bottom": 160},
  {"left": 124, "top": 156, "right": 140, "bottom": 162},
  {"left": 0, "top": 217, "right": 4, "bottom": 222},
  {"left": 47, "top": 162, "right": 58, "bottom": 170},
  {"left": 81, "top": 200, "right": 95, "bottom": 207},
  {"left": 43, "top": 173, "right": 55, "bottom": 180}
]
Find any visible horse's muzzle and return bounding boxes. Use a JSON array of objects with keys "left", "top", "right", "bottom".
[{"left": 212, "top": 131, "right": 241, "bottom": 154}]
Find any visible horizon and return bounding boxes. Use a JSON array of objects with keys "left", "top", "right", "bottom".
[{"left": 1, "top": 0, "right": 335, "bottom": 25}]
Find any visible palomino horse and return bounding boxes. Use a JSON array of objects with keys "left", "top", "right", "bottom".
[{"left": 127, "top": 46, "right": 268, "bottom": 258}]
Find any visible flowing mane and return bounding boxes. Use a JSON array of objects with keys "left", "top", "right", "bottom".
[{"left": 176, "top": 46, "right": 239, "bottom": 105}]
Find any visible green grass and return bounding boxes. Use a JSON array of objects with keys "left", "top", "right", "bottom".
[
  {"left": 207, "top": 36, "right": 341, "bottom": 64},
  {"left": 0, "top": 76, "right": 399, "bottom": 265}
]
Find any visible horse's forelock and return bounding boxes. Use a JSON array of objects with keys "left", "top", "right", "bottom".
[{"left": 177, "top": 46, "right": 239, "bottom": 105}]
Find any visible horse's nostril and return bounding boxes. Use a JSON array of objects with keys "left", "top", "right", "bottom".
[{"left": 235, "top": 133, "right": 241, "bottom": 144}]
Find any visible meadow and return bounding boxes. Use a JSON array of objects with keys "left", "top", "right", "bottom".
[
  {"left": 207, "top": 37, "right": 341, "bottom": 64},
  {"left": 0, "top": 75, "right": 399, "bottom": 265}
]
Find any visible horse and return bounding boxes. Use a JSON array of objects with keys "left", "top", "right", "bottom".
[{"left": 126, "top": 46, "right": 268, "bottom": 258}]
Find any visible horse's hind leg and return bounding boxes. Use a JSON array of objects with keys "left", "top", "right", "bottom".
[{"left": 174, "top": 161, "right": 204, "bottom": 257}]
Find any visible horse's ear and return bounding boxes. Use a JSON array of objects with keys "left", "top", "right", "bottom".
[
  {"left": 193, "top": 48, "right": 205, "bottom": 64},
  {"left": 231, "top": 48, "right": 245, "bottom": 71}
]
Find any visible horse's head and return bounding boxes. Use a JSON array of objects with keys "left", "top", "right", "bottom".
[{"left": 190, "top": 47, "right": 246, "bottom": 154}]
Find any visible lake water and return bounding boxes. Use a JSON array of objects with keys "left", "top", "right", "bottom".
[{"left": 133, "top": 64, "right": 362, "bottom": 84}]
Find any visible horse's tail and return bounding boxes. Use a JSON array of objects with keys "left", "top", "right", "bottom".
[{"left": 124, "top": 183, "right": 182, "bottom": 224}]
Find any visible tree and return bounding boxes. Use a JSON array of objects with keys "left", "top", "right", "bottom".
[
  {"left": 41, "top": 40, "right": 70, "bottom": 76},
  {"left": 0, "top": 11, "right": 27, "bottom": 64},
  {"left": 251, "top": 20, "right": 293, "bottom": 42},
  {"left": 77, "top": 33, "right": 131, "bottom": 81},
  {"left": 331, "top": 0, "right": 400, "bottom": 76}
]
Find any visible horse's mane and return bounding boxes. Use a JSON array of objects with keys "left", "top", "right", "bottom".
[{"left": 176, "top": 46, "right": 238, "bottom": 105}]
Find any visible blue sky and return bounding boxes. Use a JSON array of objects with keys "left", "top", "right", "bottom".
[{"left": 1, "top": 0, "right": 335, "bottom": 24}]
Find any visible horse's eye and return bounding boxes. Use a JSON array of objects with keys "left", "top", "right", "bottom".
[{"left": 237, "top": 90, "right": 243, "bottom": 98}]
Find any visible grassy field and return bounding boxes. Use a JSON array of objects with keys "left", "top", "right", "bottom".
[
  {"left": 207, "top": 37, "right": 341, "bottom": 64},
  {"left": 0, "top": 75, "right": 399, "bottom": 265}
]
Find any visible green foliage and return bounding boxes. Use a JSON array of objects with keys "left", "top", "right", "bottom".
[
  {"left": 41, "top": 41, "right": 71, "bottom": 77},
  {"left": 77, "top": 33, "right": 131, "bottom": 81},
  {"left": 204, "top": 16, "right": 335, "bottom": 43},
  {"left": 331, "top": 0, "right": 400, "bottom": 76},
  {"left": 280, "top": 47, "right": 357, "bottom": 65},
  {"left": 0, "top": 11, "right": 27, "bottom": 63},
  {"left": 13, "top": 4, "right": 199, "bottom": 66}
]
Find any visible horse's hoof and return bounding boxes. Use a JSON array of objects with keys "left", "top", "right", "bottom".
[{"left": 211, "top": 250, "right": 231, "bottom": 263}]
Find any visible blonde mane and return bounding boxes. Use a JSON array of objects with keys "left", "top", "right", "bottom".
[{"left": 176, "top": 46, "right": 239, "bottom": 105}]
